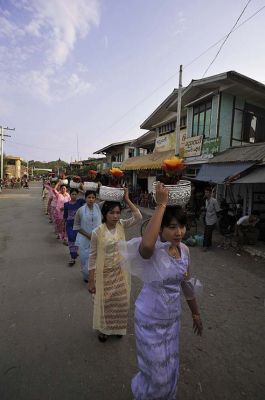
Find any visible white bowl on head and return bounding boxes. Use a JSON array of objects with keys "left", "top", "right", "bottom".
[
  {"left": 60, "top": 179, "right": 68, "bottom": 185},
  {"left": 152, "top": 180, "right": 191, "bottom": 207},
  {"left": 99, "top": 186, "right": 124, "bottom": 202},
  {"left": 83, "top": 181, "right": 98, "bottom": 191},
  {"left": 69, "top": 180, "right": 80, "bottom": 189}
]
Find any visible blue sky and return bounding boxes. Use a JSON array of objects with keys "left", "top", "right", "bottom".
[{"left": 1, "top": 0, "right": 265, "bottom": 162}]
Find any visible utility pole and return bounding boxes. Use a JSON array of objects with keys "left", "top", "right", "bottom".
[
  {"left": 0, "top": 126, "right": 15, "bottom": 181},
  {"left": 175, "top": 65, "right": 183, "bottom": 156}
]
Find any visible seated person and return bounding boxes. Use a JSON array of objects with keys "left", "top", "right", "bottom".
[{"left": 235, "top": 212, "right": 260, "bottom": 246}]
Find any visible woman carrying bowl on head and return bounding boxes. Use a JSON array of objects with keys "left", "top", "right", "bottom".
[
  {"left": 119, "top": 182, "right": 203, "bottom": 400},
  {"left": 73, "top": 190, "right": 102, "bottom": 282},
  {"left": 45, "top": 181, "right": 58, "bottom": 226},
  {"left": 53, "top": 182, "right": 71, "bottom": 243},
  {"left": 63, "top": 188, "right": 85, "bottom": 266},
  {"left": 87, "top": 188, "right": 142, "bottom": 343}
]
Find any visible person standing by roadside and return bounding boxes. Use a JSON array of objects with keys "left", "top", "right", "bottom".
[
  {"left": 203, "top": 187, "right": 220, "bottom": 251},
  {"left": 64, "top": 189, "right": 85, "bottom": 266}
]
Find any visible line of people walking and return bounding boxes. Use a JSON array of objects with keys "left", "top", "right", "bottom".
[{"left": 42, "top": 178, "right": 203, "bottom": 400}]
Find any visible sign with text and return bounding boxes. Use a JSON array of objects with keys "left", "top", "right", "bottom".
[
  {"left": 184, "top": 135, "right": 203, "bottom": 157},
  {"left": 155, "top": 132, "right": 176, "bottom": 152},
  {"left": 202, "top": 137, "right": 220, "bottom": 156},
  {"left": 179, "top": 129, "right": 187, "bottom": 158}
]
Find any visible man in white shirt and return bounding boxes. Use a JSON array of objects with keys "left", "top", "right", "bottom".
[{"left": 203, "top": 187, "right": 221, "bottom": 251}]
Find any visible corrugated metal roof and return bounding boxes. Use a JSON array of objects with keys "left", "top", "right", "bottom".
[
  {"left": 233, "top": 166, "right": 265, "bottom": 183},
  {"left": 121, "top": 149, "right": 175, "bottom": 170},
  {"left": 195, "top": 162, "right": 255, "bottom": 184},
  {"left": 131, "top": 131, "right": 156, "bottom": 147},
  {"left": 140, "top": 89, "right": 178, "bottom": 130},
  {"left": 93, "top": 140, "right": 134, "bottom": 154},
  {"left": 209, "top": 143, "right": 265, "bottom": 163}
]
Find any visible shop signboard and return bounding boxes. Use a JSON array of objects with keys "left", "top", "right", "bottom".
[
  {"left": 184, "top": 135, "right": 203, "bottom": 157},
  {"left": 155, "top": 132, "right": 176, "bottom": 152},
  {"left": 179, "top": 129, "right": 187, "bottom": 157},
  {"left": 202, "top": 137, "right": 220, "bottom": 156}
]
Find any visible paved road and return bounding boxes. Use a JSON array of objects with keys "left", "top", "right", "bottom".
[{"left": 0, "top": 185, "right": 264, "bottom": 400}]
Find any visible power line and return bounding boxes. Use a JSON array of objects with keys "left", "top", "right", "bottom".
[
  {"left": 202, "top": 0, "right": 252, "bottom": 78},
  {"left": 184, "top": 4, "right": 265, "bottom": 70},
  {"left": 104, "top": 73, "right": 178, "bottom": 132},
  {"left": 101, "top": 3, "right": 265, "bottom": 143}
]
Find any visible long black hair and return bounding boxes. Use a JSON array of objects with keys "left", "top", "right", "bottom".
[
  {"left": 101, "top": 201, "right": 122, "bottom": 223},
  {"left": 161, "top": 206, "right": 187, "bottom": 229}
]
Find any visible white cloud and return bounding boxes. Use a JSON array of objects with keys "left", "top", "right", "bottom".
[
  {"left": 0, "top": 0, "right": 100, "bottom": 103},
  {"left": 24, "top": 0, "right": 100, "bottom": 66},
  {"left": 172, "top": 10, "right": 186, "bottom": 36},
  {"left": 67, "top": 73, "right": 92, "bottom": 96},
  {"left": 19, "top": 69, "right": 92, "bottom": 104},
  {"left": 0, "top": 14, "right": 25, "bottom": 39}
]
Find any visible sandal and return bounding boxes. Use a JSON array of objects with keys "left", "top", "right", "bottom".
[
  {"left": 68, "top": 259, "right": 75, "bottom": 266},
  {"left": 98, "top": 333, "right": 108, "bottom": 343}
]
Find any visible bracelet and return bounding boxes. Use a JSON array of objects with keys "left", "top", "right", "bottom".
[
  {"left": 192, "top": 314, "right": 201, "bottom": 320},
  {"left": 156, "top": 203, "right": 167, "bottom": 209}
]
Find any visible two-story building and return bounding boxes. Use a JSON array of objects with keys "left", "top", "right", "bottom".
[
  {"left": 122, "top": 71, "right": 265, "bottom": 218},
  {"left": 94, "top": 140, "right": 138, "bottom": 185},
  {"left": 5, "top": 155, "right": 24, "bottom": 178},
  {"left": 121, "top": 91, "right": 183, "bottom": 191},
  {"left": 177, "top": 71, "right": 265, "bottom": 219}
]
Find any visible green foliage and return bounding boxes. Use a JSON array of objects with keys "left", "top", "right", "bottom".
[{"left": 28, "top": 159, "right": 68, "bottom": 170}]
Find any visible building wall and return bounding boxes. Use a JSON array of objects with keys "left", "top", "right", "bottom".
[
  {"left": 186, "top": 93, "right": 219, "bottom": 139},
  {"left": 104, "top": 144, "right": 135, "bottom": 167},
  {"left": 231, "top": 96, "right": 245, "bottom": 147},
  {"left": 186, "top": 107, "right": 193, "bottom": 137},
  {"left": 218, "top": 92, "right": 234, "bottom": 151},
  {"left": 6, "top": 158, "right": 22, "bottom": 178},
  {"left": 186, "top": 93, "right": 248, "bottom": 153},
  {"left": 209, "top": 94, "right": 219, "bottom": 139}
]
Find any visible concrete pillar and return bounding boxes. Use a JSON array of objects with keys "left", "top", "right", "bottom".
[{"left": 15, "top": 159, "right": 21, "bottom": 178}]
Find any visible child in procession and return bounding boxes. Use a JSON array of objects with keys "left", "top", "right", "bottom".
[
  {"left": 63, "top": 188, "right": 85, "bottom": 266},
  {"left": 73, "top": 190, "right": 102, "bottom": 282}
]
